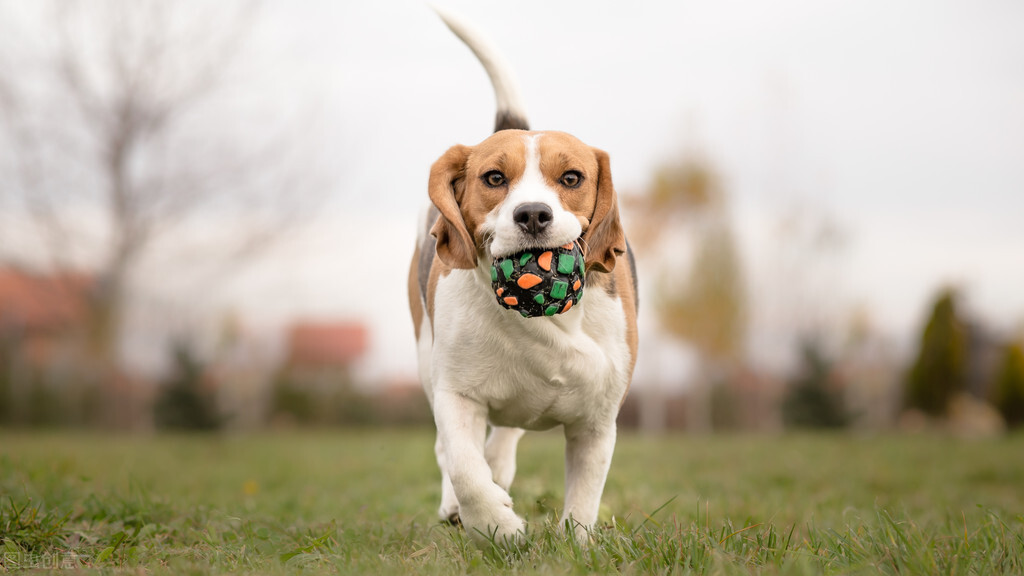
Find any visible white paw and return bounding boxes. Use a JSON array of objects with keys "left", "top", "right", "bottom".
[
  {"left": 439, "top": 492, "right": 461, "bottom": 524},
  {"left": 460, "top": 489, "right": 526, "bottom": 547},
  {"left": 439, "top": 475, "right": 461, "bottom": 524},
  {"left": 559, "top": 516, "right": 593, "bottom": 546},
  {"left": 439, "top": 503, "right": 461, "bottom": 525}
]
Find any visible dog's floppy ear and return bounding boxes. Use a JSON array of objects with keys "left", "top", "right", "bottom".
[
  {"left": 428, "top": 145, "right": 477, "bottom": 269},
  {"left": 582, "top": 148, "right": 626, "bottom": 273}
]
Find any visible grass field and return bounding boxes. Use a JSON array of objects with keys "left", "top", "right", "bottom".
[{"left": 1, "top": 429, "right": 1023, "bottom": 574}]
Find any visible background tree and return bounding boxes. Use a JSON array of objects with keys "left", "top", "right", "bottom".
[
  {"left": 904, "top": 288, "right": 968, "bottom": 416},
  {"left": 659, "top": 219, "right": 747, "bottom": 365},
  {"left": 781, "top": 340, "right": 848, "bottom": 429},
  {"left": 153, "top": 341, "right": 222, "bottom": 431},
  {"left": 991, "top": 341, "right": 1024, "bottom": 428},
  {"left": 0, "top": 336, "right": 14, "bottom": 426},
  {"left": 628, "top": 159, "right": 720, "bottom": 248},
  {"left": 632, "top": 156, "right": 747, "bottom": 432},
  {"left": 0, "top": 1, "right": 320, "bottom": 377}
]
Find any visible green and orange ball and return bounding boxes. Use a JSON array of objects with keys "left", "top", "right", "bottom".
[{"left": 490, "top": 240, "right": 585, "bottom": 318}]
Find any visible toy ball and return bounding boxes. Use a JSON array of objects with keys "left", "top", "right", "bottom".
[{"left": 490, "top": 240, "right": 585, "bottom": 318}]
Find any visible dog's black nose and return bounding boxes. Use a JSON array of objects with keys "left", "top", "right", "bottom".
[{"left": 513, "top": 202, "right": 553, "bottom": 236}]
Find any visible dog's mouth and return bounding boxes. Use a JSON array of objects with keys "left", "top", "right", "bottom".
[
  {"left": 487, "top": 233, "right": 583, "bottom": 262},
  {"left": 482, "top": 203, "right": 585, "bottom": 262}
]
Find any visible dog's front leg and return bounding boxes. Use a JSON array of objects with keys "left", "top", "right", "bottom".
[
  {"left": 433, "top": 389, "right": 526, "bottom": 545},
  {"left": 561, "top": 421, "right": 617, "bottom": 543}
]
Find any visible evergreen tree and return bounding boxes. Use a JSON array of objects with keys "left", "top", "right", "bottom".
[
  {"left": 992, "top": 342, "right": 1024, "bottom": 428},
  {"left": 153, "top": 342, "right": 222, "bottom": 431},
  {"left": 904, "top": 289, "right": 967, "bottom": 416},
  {"left": 0, "top": 338, "right": 12, "bottom": 426},
  {"left": 782, "top": 340, "right": 848, "bottom": 429}
]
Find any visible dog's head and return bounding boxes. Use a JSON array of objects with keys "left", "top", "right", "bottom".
[{"left": 428, "top": 131, "right": 626, "bottom": 274}]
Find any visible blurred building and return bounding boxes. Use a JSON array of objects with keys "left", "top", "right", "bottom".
[
  {"left": 0, "top": 267, "right": 94, "bottom": 426},
  {"left": 0, "top": 267, "right": 91, "bottom": 362},
  {"left": 285, "top": 321, "right": 369, "bottom": 372},
  {"left": 266, "top": 321, "right": 371, "bottom": 426}
]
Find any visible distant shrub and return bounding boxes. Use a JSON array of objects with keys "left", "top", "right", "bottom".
[
  {"left": 710, "top": 378, "right": 740, "bottom": 430},
  {"left": 267, "top": 371, "right": 430, "bottom": 428},
  {"left": 153, "top": 342, "right": 223, "bottom": 431},
  {"left": 26, "top": 373, "right": 63, "bottom": 427},
  {"left": 0, "top": 341, "right": 14, "bottom": 426},
  {"left": 992, "top": 342, "right": 1024, "bottom": 428},
  {"left": 269, "top": 375, "right": 316, "bottom": 424},
  {"left": 782, "top": 341, "right": 848, "bottom": 429}
]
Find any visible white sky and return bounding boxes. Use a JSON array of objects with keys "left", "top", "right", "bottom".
[
  {"left": 204, "top": 0, "right": 1024, "bottom": 384},
  {"left": 210, "top": 0, "right": 1024, "bottom": 383},
  {"left": 10, "top": 1, "right": 1023, "bottom": 383}
]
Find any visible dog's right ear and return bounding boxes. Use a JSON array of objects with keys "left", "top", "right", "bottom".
[{"left": 428, "top": 145, "right": 477, "bottom": 269}]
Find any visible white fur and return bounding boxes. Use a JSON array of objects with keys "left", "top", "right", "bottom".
[
  {"left": 430, "top": 5, "right": 527, "bottom": 125},
  {"left": 421, "top": 6, "right": 630, "bottom": 547},
  {"left": 483, "top": 134, "right": 584, "bottom": 259},
  {"left": 422, "top": 257, "right": 631, "bottom": 544}
]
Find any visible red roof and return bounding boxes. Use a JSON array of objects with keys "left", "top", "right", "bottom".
[
  {"left": 285, "top": 322, "right": 368, "bottom": 368},
  {"left": 0, "top": 268, "right": 92, "bottom": 334}
]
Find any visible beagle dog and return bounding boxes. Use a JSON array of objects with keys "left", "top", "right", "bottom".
[{"left": 408, "top": 7, "right": 638, "bottom": 545}]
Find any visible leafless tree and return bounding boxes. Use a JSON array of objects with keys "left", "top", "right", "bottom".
[{"left": 0, "top": 0, "right": 324, "bottom": 374}]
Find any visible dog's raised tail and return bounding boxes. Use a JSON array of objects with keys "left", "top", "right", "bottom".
[{"left": 431, "top": 5, "right": 530, "bottom": 132}]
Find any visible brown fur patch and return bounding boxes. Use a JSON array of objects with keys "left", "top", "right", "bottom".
[{"left": 451, "top": 131, "right": 608, "bottom": 256}]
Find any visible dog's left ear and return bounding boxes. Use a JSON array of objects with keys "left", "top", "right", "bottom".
[{"left": 582, "top": 148, "right": 626, "bottom": 273}]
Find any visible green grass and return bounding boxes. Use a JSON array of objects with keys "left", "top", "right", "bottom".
[{"left": 1, "top": 430, "right": 1022, "bottom": 574}]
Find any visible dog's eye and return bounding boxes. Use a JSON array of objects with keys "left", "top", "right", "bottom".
[
  {"left": 483, "top": 171, "right": 506, "bottom": 188},
  {"left": 560, "top": 171, "right": 583, "bottom": 189}
]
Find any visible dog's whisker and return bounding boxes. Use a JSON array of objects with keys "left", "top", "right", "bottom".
[{"left": 577, "top": 237, "right": 591, "bottom": 259}]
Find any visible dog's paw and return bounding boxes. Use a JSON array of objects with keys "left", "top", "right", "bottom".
[
  {"left": 460, "top": 491, "right": 526, "bottom": 547},
  {"left": 472, "top": 511, "right": 526, "bottom": 548},
  {"left": 439, "top": 500, "right": 460, "bottom": 525},
  {"left": 559, "top": 516, "right": 593, "bottom": 547}
]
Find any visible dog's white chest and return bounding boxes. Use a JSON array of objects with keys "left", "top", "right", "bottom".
[{"left": 429, "top": 268, "right": 630, "bottom": 430}]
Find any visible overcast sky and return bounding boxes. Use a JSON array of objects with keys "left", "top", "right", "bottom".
[
  {"left": 8, "top": 1, "right": 1021, "bottom": 383},
  {"left": 208, "top": 0, "right": 1023, "bottom": 383}
]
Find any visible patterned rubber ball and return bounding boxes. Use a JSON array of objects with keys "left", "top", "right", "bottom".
[{"left": 490, "top": 240, "right": 585, "bottom": 318}]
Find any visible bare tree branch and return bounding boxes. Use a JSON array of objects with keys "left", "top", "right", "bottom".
[{"left": 0, "top": 0, "right": 327, "bottom": 370}]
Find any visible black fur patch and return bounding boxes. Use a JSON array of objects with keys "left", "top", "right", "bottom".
[
  {"left": 494, "top": 110, "right": 529, "bottom": 132},
  {"left": 418, "top": 206, "right": 440, "bottom": 301}
]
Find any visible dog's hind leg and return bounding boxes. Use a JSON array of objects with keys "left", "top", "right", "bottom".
[
  {"left": 435, "top": 433, "right": 461, "bottom": 524},
  {"left": 485, "top": 426, "right": 525, "bottom": 491}
]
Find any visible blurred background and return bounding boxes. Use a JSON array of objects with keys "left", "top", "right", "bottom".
[{"left": 1, "top": 0, "right": 1022, "bottom": 434}]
